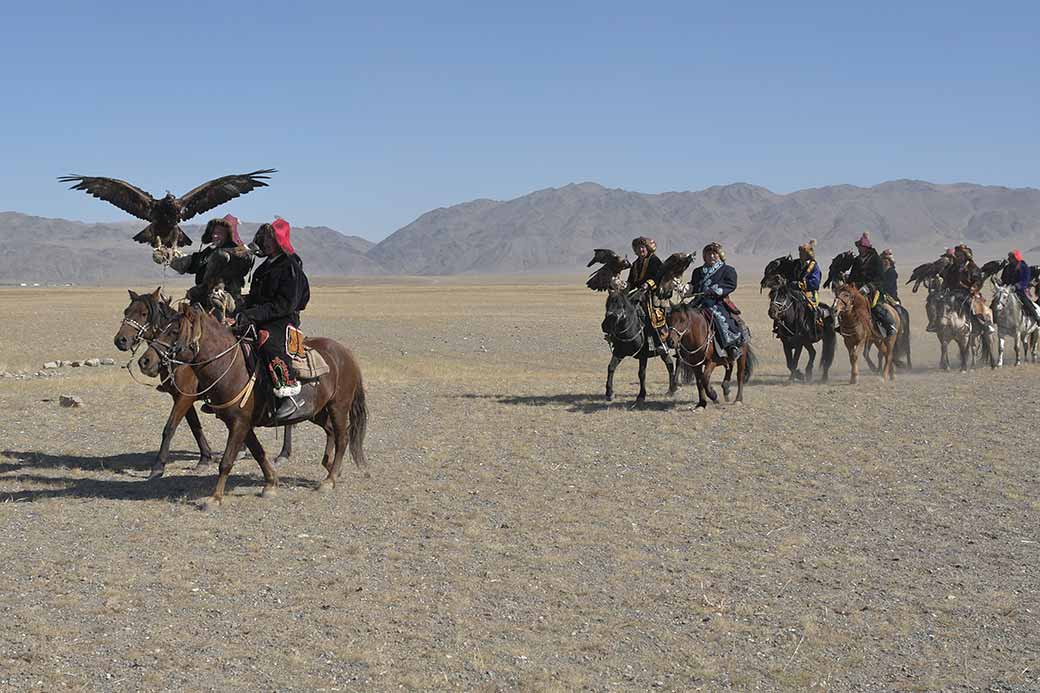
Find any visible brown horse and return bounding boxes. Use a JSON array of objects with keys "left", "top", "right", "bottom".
[
  {"left": 832, "top": 285, "right": 900, "bottom": 383},
  {"left": 664, "top": 303, "right": 755, "bottom": 408},
  {"left": 137, "top": 304, "right": 367, "bottom": 506},
  {"left": 114, "top": 288, "right": 294, "bottom": 480}
]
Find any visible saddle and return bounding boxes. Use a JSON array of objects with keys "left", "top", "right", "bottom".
[{"left": 253, "top": 326, "right": 330, "bottom": 382}]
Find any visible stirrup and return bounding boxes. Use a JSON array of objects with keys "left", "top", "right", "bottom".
[{"left": 274, "top": 396, "right": 300, "bottom": 420}]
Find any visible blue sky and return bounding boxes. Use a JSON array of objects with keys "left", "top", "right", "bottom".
[{"left": 2, "top": 1, "right": 1037, "bottom": 241}]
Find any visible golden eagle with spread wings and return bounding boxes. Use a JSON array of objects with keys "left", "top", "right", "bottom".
[{"left": 58, "top": 169, "right": 276, "bottom": 249}]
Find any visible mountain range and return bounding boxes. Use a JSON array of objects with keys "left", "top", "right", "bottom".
[{"left": 4, "top": 179, "right": 1040, "bottom": 283}]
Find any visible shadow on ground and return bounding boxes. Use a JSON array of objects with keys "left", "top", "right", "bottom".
[{"left": 0, "top": 449, "right": 315, "bottom": 502}]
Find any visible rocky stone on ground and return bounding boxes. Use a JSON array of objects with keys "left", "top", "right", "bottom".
[{"left": 59, "top": 395, "right": 83, "bottom": 408}]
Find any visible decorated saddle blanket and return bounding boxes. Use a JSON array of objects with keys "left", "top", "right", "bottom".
[{"left": 286, "top": 326, "right": 330, "bottom": 381}]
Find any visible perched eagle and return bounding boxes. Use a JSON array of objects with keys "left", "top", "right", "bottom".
[
  {"left": 585, "top": 249, "right": 631, "bottom": 291},
  {"left": 905, "top": 255, "right": 955, "bottom": 293},
  {"left": 657, "top": 252, "right": 695, "bottom": 289},
  {"left": 58, "top": 169, "right": 276, "bottom": 248},
  {"left": 979, "top": 259, "right": 1006, "bottom": 282}
]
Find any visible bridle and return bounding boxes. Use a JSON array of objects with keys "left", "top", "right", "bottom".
[
  {"left": 143, "top": 313, "right": 250, "bottom": 399},
  {"left": 604, "top": 289, "right": 645, "bottom": 346},
  {"left": 666, "top": 306, "right": 712, "bottom": 368}
]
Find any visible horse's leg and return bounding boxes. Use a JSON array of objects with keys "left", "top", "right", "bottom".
[
  {"left": 1014, "top": 330, "right": 1023, "bottom": 366},
  {"left": 274, "top": 424, "right": 293, "bottom": 465},
  {"left": 884, "top": 340, "right": 896, "bottom": 381},
  {"left": 939, "top": 337, "right": 950, "bottom": 371},
  {"left": 804, "top": 342, "right": 817, "bottom": 383},
  {"left": 721, "top": 361, "right": 733, "bottom": 402},
  {"left": 996, "top": 332, "right": 1005, "bottom": 368},
  {"left": 863, "top": 342, "right": 879, "bottom": 374},
  {"left": 662, "top": 352, "right": 678, "bottom": 396},
  {"left": 150, "top": 394, "right": 203, "bottom": 481},
  {"left": 313, "top": 410, "right": 335, "bottom": 474},
  {"left": 605, "top": 354, "right": 621, "bottom": 401},
  {"left": 848, "top": 340, "right": 860, "bottom": 385},
  {"left": 242, "top": 429, "right": 278, "bottom": 497},
  {"left": 704, "top": 360, "right": 719, "bottom": 403},
  {"left": 318, "top": 403, "right": 351, "bottom": 492},
  {"left": 958, "top": 336, "right": 969, "bottom": 372},
  {"left": 783, "top": 340, "right": 800, "bottom": 381},
  {"left": 204, "top": 416, "right": 250, "bottom": 508},
  {"left": 636, "top": 353, "right": 648, "bottom": 403}
]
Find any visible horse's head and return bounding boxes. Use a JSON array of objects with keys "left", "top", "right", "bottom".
[
  {"left": 115, "top": 287, "right": 170, "bottom": 351},
  {"left": 761, "top": 256, "right": 787, "bottom": 292},
  {"left": 665, "top": 303, "right": 700, "bottom": 349},
  {"left": 602, "top": 288, "right": 631, "bottom": 334},
  {"left": 992, "top": 282, "right": 1012, "bottom": 312},
  {"left": 137, "top": 303, "right": 201, "bottom": 377},
  {"left": 831, "top": 284, "right": 861, "bottom": 320},
  {"left": 767, "top": 283, "right": 798, "bottom": 322}
]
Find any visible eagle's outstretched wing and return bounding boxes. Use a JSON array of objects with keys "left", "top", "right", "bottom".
[
  {"left": 58, "top": 175, "right": 155, "bottom": 221},
  {"left": 585, "top": 249, "right": 630, "bottom": 291},
  {"left": 657, "top": 252, "right": 694, "bottom": 288},
  {"left": 177, "top": 169, "right": 276, "bottom": 221}
]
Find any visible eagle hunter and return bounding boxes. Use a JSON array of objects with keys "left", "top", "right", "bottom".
[{"left": 58, "top": 169, "right": 276, "bottom": 249}]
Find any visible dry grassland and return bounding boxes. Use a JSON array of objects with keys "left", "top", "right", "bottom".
[{"left": 0, "top": 277, "right": 1037, "bottom": 691}]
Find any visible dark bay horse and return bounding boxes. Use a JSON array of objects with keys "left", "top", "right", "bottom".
[
  {"left": 138, "top": 304, "right": 367, "bottom": 506},
  {"left": 761, "top": 255, "right": 835, "bottom": 383},
  {"left": 665, "top": 303, "right": 756, "bottom": 408},
  {"left": 115, "top": 289, "right": 294, "bottom": 480},
  {"left": 602, "top": 287, "right": 677, "bottom": 403}
]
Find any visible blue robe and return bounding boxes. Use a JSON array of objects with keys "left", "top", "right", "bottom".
[{"left": 690, "top": 262, "right": 743, "bottom": 348}]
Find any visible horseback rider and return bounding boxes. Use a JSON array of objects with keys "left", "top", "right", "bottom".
[
  {"left": 689, "top": 242, "right": 744, "bottom": 361},
  {"left": 169, "top": 214, "right": 254, "bottom": 319},
  {"left": 626, "top": 236, "right": 667, "bottom": 355},
  {"left": 880, "top": 249, "right": 900, "bottom": 303},
  {"left": 1000, "top": 249, "right": 1040, "bottom": 322},
  {"left": 941, "top": 244, "right": 993, "bottom": 333},
  {"left": 847, "top": 232, "right": 897, "bottom": 337},
  {"left": 235, "top": 219, "right": 310, "bottom": 421},
  {"left": 797, "top": 239, "right": 822, "bottom": 336}
]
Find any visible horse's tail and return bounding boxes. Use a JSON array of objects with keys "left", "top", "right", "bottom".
[
  {"left": 348, "top": 382, "right": 368, "bottom": 467},
  {"left": 978, "top": 329, "right": 996, "bottom": 369},
  {"left": 897, "top": 305, "right": 912, "bottom": 368},
  {"left": 742, "top": 343, "right": 757, "bottom": 383},
  {"left": 821, "top": 316, "right": 837, "bottom": 371}
]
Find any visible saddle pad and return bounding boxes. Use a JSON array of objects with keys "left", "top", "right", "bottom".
[{"left": 292, "top": 348, "right": 330, "bottom": 381}]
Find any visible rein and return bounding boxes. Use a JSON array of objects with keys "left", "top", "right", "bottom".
[{"left": 146, "top": 316, "right": 252, "bottom": 400}]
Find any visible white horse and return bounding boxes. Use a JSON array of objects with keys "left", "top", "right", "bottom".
[{"left": 991, "top": 282, "right": 1040, "bottom": 366}]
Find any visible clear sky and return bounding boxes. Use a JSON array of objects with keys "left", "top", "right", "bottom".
[{"left": 2, "top": 1, "right": 1037, "bottom": 241}]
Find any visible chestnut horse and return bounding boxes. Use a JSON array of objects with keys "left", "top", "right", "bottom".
[
  {"left": 138, "top": 304, "right": 367, "bottom": 506},
  {"left": 832, "top": 284, "right": 900, "bottom": 383},
  {"left": 664, "top": 303, "right": 756, "bottom": 408},
  {"left": 114, "top": 289, "right": 294, "bottom": 479}
]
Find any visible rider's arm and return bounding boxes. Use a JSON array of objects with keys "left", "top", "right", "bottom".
[{"left": 710, "top": 266, "right": 738, "bottom": 297}]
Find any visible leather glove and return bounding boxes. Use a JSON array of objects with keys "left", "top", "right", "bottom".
[{"left": 169, "top": 254, "right": 192, "bottom": 273}]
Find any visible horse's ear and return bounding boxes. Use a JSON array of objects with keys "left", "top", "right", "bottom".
[
  {"left": 151, "top": 287, "right": 162, "bottom": 299},
  {"left": 128, "top": 289, "right": 139, "bottom": 301}
]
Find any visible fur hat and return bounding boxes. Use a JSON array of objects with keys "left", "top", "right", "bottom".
[
  {"left": 201, "top": 217, "right": 240, "bottom": 245},
  {"left": 702, "top": 242, "right": 723, "bottom": 259},
  {"left": 798, "top": 239, "right": 817, "bottom": 260},
  {"left": 854, "top": 231, "right": 872, "bottom": 249},
  {"left": 631, "top": 236, "right": 657, "bottom": 254}
]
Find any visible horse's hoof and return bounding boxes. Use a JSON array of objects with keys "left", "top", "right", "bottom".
[
  {"left": 199, "top": 497, "right": 222, "bottom": 512},
  {"left": 146, "top": 466, "right": 165, "bottom": 481},
  {"left": 274, "top": 456, "right": 290, "bottom": 466},
  {"left": 315, "top": 479, "right": 334, "bottom": 493},
  {"left": 261, "top": 484, "right": 278, "bottom": 498},
  {"left": 195, "top": 457, "right": 216, "bottom": 470},
  {"left": 605, "top": 392, "right": 613, "bottom": 402}
]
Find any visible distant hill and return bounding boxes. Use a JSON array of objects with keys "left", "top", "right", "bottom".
[
  {"left": 6, "top": 179, "right": 1040, "bottom": 282},
  {"left": 367, "top": 180, "right": 1040, "bottom": 274},
  {"left": 0, "top": 213, "right": 383, "bottom": 284}
]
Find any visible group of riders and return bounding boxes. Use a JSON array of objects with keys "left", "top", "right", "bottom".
[
  {"left": 620, "top": 230, "right": 1040, "bottom": 353},
  {"left": 167, "top": 214, "right": 311, "bottom": 421}
]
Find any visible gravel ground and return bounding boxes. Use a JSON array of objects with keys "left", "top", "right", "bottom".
[{"left": 0, "top": 280, "right": 1037, "bottom": 691}]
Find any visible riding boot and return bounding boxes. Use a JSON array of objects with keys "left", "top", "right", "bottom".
[
  {"left": 873, "top": 306, "right": 897, "bottom": 338},
  {"left": 650, "top": 328, "right": 667, "bottom": 355},
  {"left": 274, "top": 396, "right": 299, "bottom": 421},
  {"left": 725, "top": 344, "right": 741, "bottom": 361}
]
